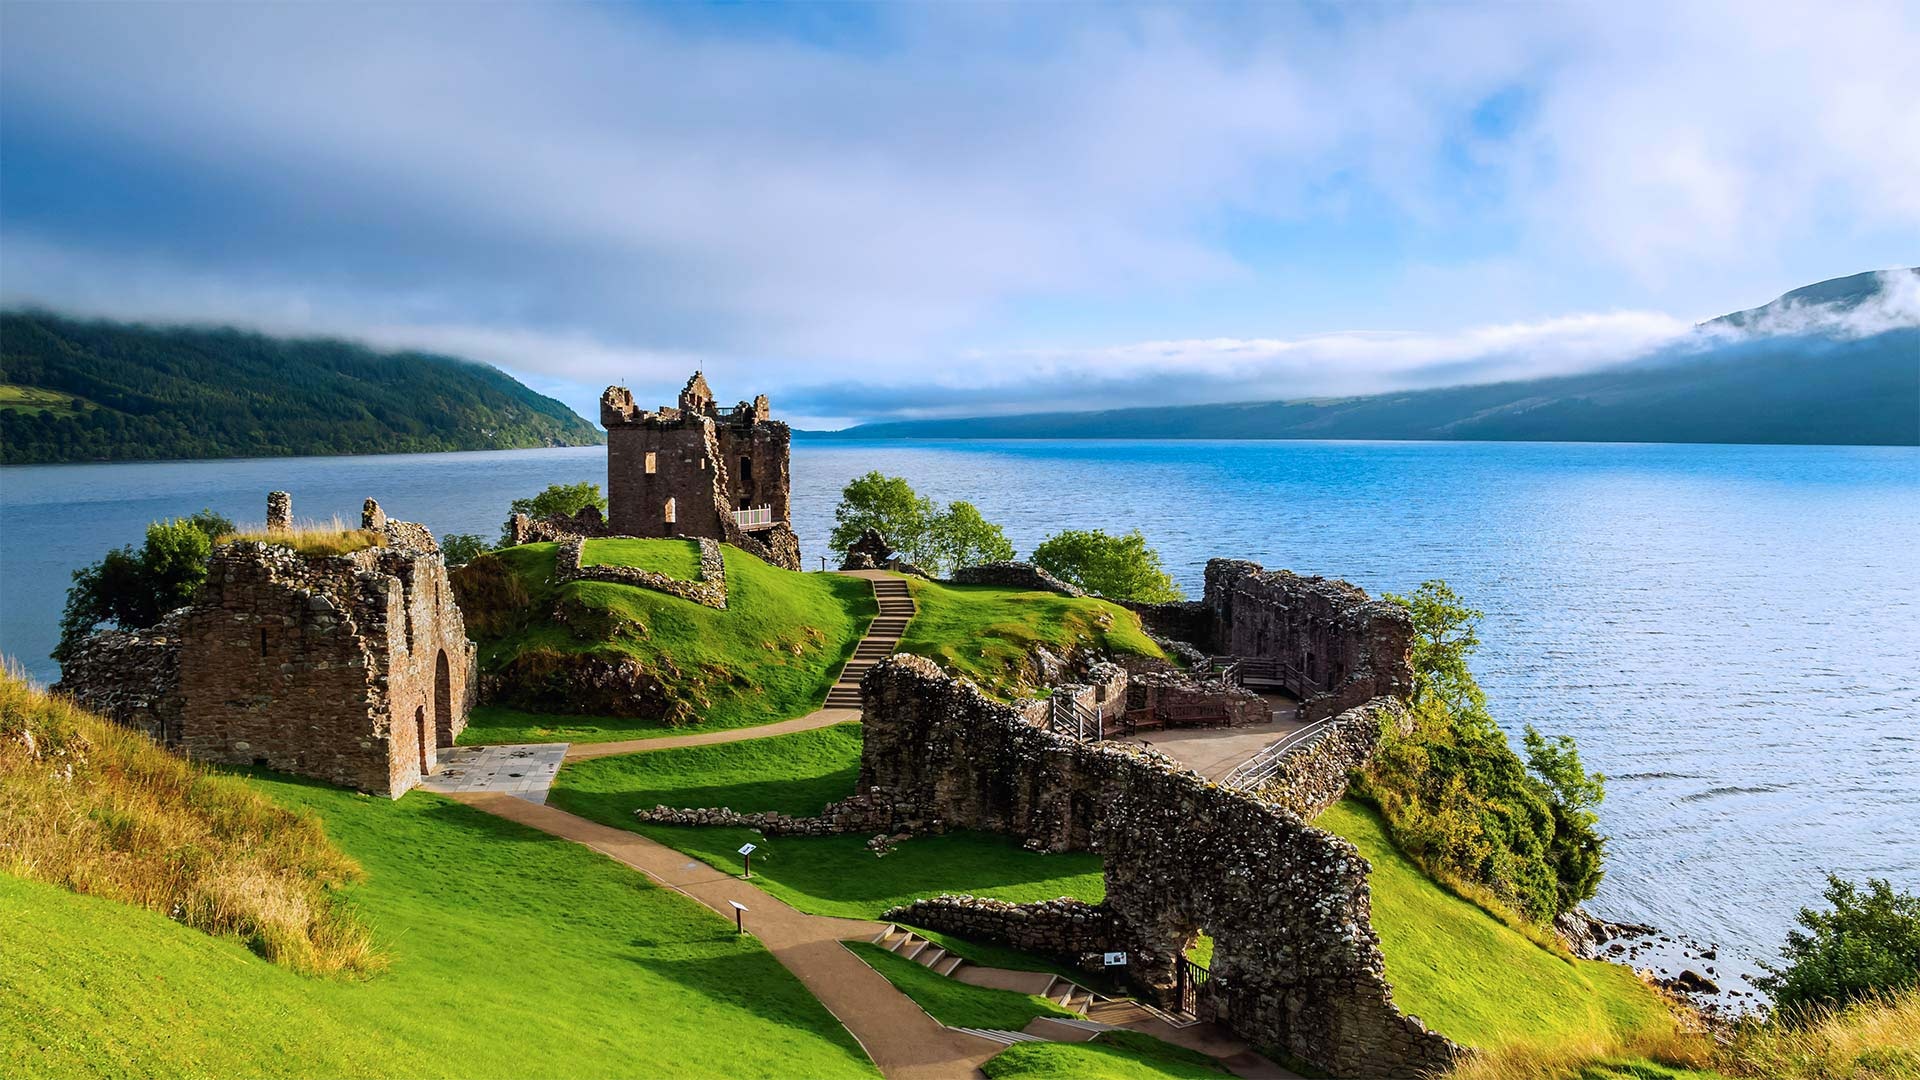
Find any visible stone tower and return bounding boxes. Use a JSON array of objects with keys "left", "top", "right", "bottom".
[{"left": 600, "top": 373, "right": 800, "bottom": 569}]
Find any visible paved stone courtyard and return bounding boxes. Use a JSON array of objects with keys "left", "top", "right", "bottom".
[{"left": 420, "top": 743, "right": 569, "bottom": 803}]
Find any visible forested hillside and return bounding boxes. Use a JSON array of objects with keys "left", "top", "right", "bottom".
[{"left": 0, "top": 312, "right": 603, "bottom": 464}]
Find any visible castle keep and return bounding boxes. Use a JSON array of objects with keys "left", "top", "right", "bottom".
[
  {"left": 58, "top": 494, "right": 476, "bottom": 797},
  {"left": 599, "top": 373, "right": 801, "bottom": 570}
]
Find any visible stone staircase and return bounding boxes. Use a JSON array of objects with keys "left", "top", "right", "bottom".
[
  {"left": 823, "top": 575, "right": 915, "bottom": 709},
  {"left": 869, "top": 924, "right": 1110, "bottom": 1020}
]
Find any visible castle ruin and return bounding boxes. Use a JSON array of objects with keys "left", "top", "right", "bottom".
[
  {"left": 599, "top": 372, "right": 801, "bottom": 570},
  {"left": 58, "top": 493, "right": 476, "bottom": 798}
]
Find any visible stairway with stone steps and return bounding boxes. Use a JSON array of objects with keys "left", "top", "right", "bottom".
[
  {"left": 869, "top": 924, "right": 1110, "bottom": 1015},
  {"left": 823, "top": 575, "right": 915, "bottom": 710}
]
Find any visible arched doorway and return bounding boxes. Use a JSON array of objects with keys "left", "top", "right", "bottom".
[
  {"left": 434, "top": 650, "right": 453, "bottom": 746},
  {"left": 414, "top": 705, "right": 430, "bottom": 776}
]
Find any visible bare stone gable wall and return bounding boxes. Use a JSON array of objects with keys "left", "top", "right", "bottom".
[{"left": 857, "top": 655, "right": 1457, "bottom": 1077}]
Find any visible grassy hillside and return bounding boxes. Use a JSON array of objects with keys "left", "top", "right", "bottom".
[
  {"left": 0, "top": 672, "right": 373, "bottom": 975},
  {"left": 549, "top": 724, "right": 1106, "bottom": 919},
  {"left": 896, "top": 577, "right": 1166, "bottom": 698},
  {"left": 1317, "top": 799, "right": 1676, "bottom": 1051},
  {"left": 1, "top": 773, "right": 877, "bottom": 1080},
  {"left": 455, "top": 540, "right": 875, "bottom": 743},
  {"left": 982, "top": 1031, "right": 1228, "bottom": 1079},
  {"left": 0, "top": 310, "right": 603, "bottom": 464}
]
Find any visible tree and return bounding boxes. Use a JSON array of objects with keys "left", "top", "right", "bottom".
[
  {"left": 54, "top": 511, "right": 229, "bottom": 662},
  {"left": 440, "top": 533, "right": 490, "bottom": 567},
  {"left": 829, "top": 472, "right": 934, "bottom": 562},
  {"left": 1388, "top": 580, "right": 1486, "bottom": 717},
  {"left": 924, "top": 501, "right": 1014, "bottom": 575},
  {"left": 1525, "top": 724, "right": 1609, "bottom": 912},
  {"left": 1758, "top": 875, "right": 1920, "bottom": 1014},
  {"left": 1030, "top": 529, "right": 1183, "bottom": 603},
  {"left": 500, "top": 482, "right": 608, "bottom": 544}
]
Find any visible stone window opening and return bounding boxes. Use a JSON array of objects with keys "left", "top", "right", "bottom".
[
  {"left": 739, "top": 497, "right": 751, "bottom": 510},
  {"left": 644, "top": 451, "right": 656, "bottom": 475},
  {"left": 739, "top": 455, "right": 753, "bottom": 485},
  {"left": 414, "top": 706, "right": 429, "bottom": 776},
  {"left": 259, "top": 628, "right": 269, "bottom": 657},
  {"left": 663, "top": 497, "right": 676, "bottom": 525}
]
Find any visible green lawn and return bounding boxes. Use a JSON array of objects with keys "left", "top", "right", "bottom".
[
  {"left": 843, "top": 941, "right": 1075, "bottom": 1029},
  {"left": 458, "top": 541, "right": 875, "bottom": 744},
  {"left": 581, "top": 537, "right": 702, "bottom": 579},
  {"left": 896, "top": 577, "right": 1166, "bottom": 698},
  {"left": 0, "top": 382, "right": 86, "bottom": 415},
  {"left": 548, "top": 725, "right": 1106, "bottom": 920},
  {"left": 1316, "top": 799, "right": 1678, "bottom": 1051},
  {"left": 982, "top": 1031, "right": 1228, "bottom": 1079},
  {"left": 1, "top": 774, "right": 876, "bottom": 1080}
]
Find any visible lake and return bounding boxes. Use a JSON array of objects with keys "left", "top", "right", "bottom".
[{"left": 2, "top": 438, "right": 1916, "bottom": 982}]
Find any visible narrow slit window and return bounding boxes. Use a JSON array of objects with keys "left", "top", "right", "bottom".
[
  {"left": 663, "top": 498, "right": 676, "bottom": 525},
  {"left": 644, "top": 451, "right": 656, "bottom": 475}
]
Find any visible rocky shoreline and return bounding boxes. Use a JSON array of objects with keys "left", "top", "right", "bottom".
[{"left": 1558, "top": 908, "right": 1767, "bottom": 1019}]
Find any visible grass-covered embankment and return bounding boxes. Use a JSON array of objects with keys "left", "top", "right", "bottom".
[
  {"left": 549, "top": 724, "right": 1105, "bottom": 919},
  {"left": 895, "top": 577, "right": 1166, "bottom": 698},
  {"left": 455, "top": 540, "right": 874, "bottom": 743},
  {"left": 1317, "top": 799, "right": 1676, "bottom": 1051},
  {"left": 843, "top": 940, "right": 1076, "bottom": 1029},
  {"left": 1, "top": 770, "right": 878, "bottom": 1080},
  {"left": 0, "top": 672, "right": 374, "bottom": 975},
  {"left": 982, "top": 1031, "right": 1229, "bottom": 1079}
]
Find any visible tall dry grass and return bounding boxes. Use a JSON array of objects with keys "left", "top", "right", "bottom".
[
  {"left": 1445, "top": 989, "right": 1920, "bottom": 1080},
  {"left": 0, "top": 667, "right": 381, "bottom": 976},
  {"left": 222, "top": 514, "right": 385, "bottom": 556}
]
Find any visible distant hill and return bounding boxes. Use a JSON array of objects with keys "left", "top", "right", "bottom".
[
  {"left": 817, "top": 269, "right": 1920, "bottom": 447},
  {"left": 0, "top": 312, "right": 604, "bottom": 464}
]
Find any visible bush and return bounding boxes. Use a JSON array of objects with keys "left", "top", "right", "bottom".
[
  {"left": 1758, "top": 875, "right": 1920, "bottom": 1014},
  {"left": 829, "top": 472, "right": 1014, "bottom": 575},
  {"left": 440, "top": 533, "right": 489, "bottom": 566},
  {"left": 54, "top": 510, "right": 231, "bottom": 662},
  {"left": 500, "top": 482, "right": 607, "bottom": 544},
  {"left": 1356, "top": 580, "right": 1607, "bottom": 921},
  {"left": 1030, "top": 528, "right": 1183, "bottom": 603}
]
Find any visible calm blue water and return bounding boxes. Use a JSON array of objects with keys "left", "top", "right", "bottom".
[{"left": 3, "top": 439, "right": 1916, "bottom": 977}]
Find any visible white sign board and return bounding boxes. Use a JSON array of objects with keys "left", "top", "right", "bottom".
[
  {"left": 738, "top": 843, "right": 758, "bottom": 856},
  {"left": 1103, "top": 951, "right": 1128, "bottom": 967},
  {"left": 729, "top": 900, "right": 749, "bottom": 912}
]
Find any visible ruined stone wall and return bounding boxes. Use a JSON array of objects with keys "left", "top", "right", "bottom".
[
  {"left": 507, "top": 506, "right": 613, "bottom": 546},
  {"left": 54, "top": 613, "right": 186, "bottom": 745},
  {"left": 553, "top": 535, "right": 728, "bottom": 608},
  {"left": 1203, "top": 560, "right": 1414, "bottom": 721},
  {"left": 855, "top": 655, "right": 1458, "bottom": 1078},
  {"left": 950, "top": 561, "right": 1085, "bottom": 596},
  {"left": 1245, "top": 699, "right": 1401, "bottom": 819},
  {"left": 1125, "top": 667, "right": 1271, "bottom": 728},
  {"left": 885, "top": 897, "right": 1119, "bottom": 962}
]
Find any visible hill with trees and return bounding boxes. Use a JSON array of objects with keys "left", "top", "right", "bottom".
[{"left": 0, "top": 311, "right": 603, "bottom": 463}]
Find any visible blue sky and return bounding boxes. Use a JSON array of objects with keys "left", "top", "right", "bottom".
[{"left": 2, "top": 1, "right": 1916, "bottom": 427}]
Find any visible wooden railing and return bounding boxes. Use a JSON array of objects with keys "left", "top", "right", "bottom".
[
  {"left": 1218, "top": 716, "right": 1335, "bottom": 790},
  {"left": 1047, "top": 696, "right": 1105, "bottom": 742},
  {"left": 1206, "top": 654, "right": 1309, "bottom": 695},
  {"left": 731, "top": 505, "right": 775, "bottom": 530}
]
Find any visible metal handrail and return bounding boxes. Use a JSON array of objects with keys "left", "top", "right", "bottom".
[{"left": 1219, "top": 716, "right": 1335, "bottom": 790}]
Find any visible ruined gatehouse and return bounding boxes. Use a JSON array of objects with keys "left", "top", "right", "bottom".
[
  {"left": 58, "top": 493, "right": 476, "bottom": 797},
  {"left": 598, "top": 372, "right": 801, "bottom": 570}
]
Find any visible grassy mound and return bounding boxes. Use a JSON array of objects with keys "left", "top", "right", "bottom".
[
  {"left": 1, "top": 773, "right": 877, "bottom": 1080},
  {"left": 582, "top": 537, "right": 702, "bottom": 579},
  {"left": 548, "top": 725, "right": 1105, "bottom": 919},
  {"left": 0, "top": 673, "right": 374, "bottom": 975},
  {"left": 455, "top": 540, "right": 874, "bottom": 743},
  {"left": 1317, "top": 799, "right": 1676, "bottom": 1051},
  {"left": 896, "top": 577, "right": 1166, "bottom": 698},
  {"left": 982, "top": 1031, "right": 1228, "bottom": 1079},
  {"left": 843, "top": 940, "right": 1075, "bottom": 1029}
]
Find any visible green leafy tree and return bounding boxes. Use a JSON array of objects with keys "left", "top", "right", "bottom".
[
  {"left": 54, "top": 512, "right": 229, "bottom": 662},
  {"left": 1758, "top": 876, "right": 1920, "bottom": 1014},
  {"left": 501, "top": 482, "right": 608, "bottom": 545},
  {"left": 924, "top": 501, "right": 1014, "bottom": 575},
  {"left": 440, "top": 533, "right": 490, "bottom": 567},
  {"left": 1525, "top": 724, "right": 1609, "bottom": 912},
  {"left": 1030, "top": 529, "right": 1184, "bottom": 603},
  {"left": 829, "top": 472, "right": 934, "bottom": 562}
]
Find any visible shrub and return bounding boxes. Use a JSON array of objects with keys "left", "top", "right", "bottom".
[
  {"left": 54, "top": 510, "right": 231, "bottom": 662},
  {"left": 1030, "top": 528, "right": 1183, "bottom": 603},
  {"left": 500, "top": 481, "right": 607, "bottom": 544},
  {"left": 1357, "top": 580, "right": 1607, "bottom": 921},
  {"left": 829, "top": 473, "right": 1014, "bottom": 575},
  {"left": 1758, "top": 875, "right": 1920, "bottom": 1014},
  {"left": 0, "top": 669, "right": 378, "bottom": 975},
  {"left": 440, "top": 533, "right": 490, "bottom": 566}
]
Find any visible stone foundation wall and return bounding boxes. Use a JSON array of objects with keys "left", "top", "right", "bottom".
[
  {"left": 54, "top": 613, "right": 186, "bottom": 744},
  {"left": 1126, "top": 667, "right": 1272, "bottom": 727},
  {"left": 554, "top": 535, "right": 728, "bottom": 608},
  {"left": 855, "top": 655, "right": 1458, "bottom": 1078},
  {"left": 1203, "top": 560, "right": 1414, "bottom": 721},
  {"left": 884, "top": 896, "right": 1119, "bottom": 961},
  {"left": 1247, "top": 699, "right": 1401, "bottom": 818},
  {"left": 950, "top": 561, "right": 1085, "bottom": 597}
]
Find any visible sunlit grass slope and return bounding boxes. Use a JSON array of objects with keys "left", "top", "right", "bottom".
[
  {"left": 456, "top": 540, "right": 874, "bottom": 743},
  {"left": 982, "top": 1031, "right": 1229, "bottom": 1079},
  {"left": 843, "top": 940, "right": 1075, "bottom": 1030},
  {"left": 1317, "top": 799, "right": 1677, "bottom": 1051},
  {"left": 549, "top": 724, "right": 1105, "bottom": 919},
  {"left": 896, "top": 577, "right": 1166, "bottom": 698},
  {"left": 1, "top": 773, "right": 877, "bottom": 1080}
]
